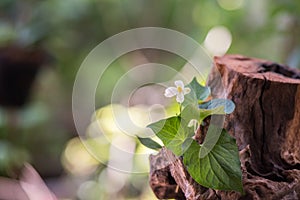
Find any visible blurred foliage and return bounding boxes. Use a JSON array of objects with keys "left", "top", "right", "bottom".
[{"left": 0, "top": 0, "right": 299, "bottom": 199}]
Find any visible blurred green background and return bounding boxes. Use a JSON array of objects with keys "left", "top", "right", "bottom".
[{"left": 0, "top": 0, "right": 299, "bottom": 199}]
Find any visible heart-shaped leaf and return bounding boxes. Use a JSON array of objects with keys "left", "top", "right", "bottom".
[
  {"left": 183, "top": 127, "right": 243, "bottom": 193},
  {"left": 147, "top": 116, "right": 194, "bottom": 156}
]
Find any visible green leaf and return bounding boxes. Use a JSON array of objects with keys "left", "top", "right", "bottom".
[
  {"left": 137, "top": 137, "right": 162, "bottom": 150},
  {"left": 188, "top": 77, "right": 211, "bottom": 101},
  {"left": 147, "top": 116, "right": 194, "bottom": 156},
  {"left": 183, "top": 127, "right": 243, "bottom": 193},
  {"left": 199, "top": 106, "right": 225, "bottom": 121},
  {"left": 184, "top": 77, "right": 211, "bottom": 105},
  {"left": 181, "top": 104, "right": 200, "bottom": 124},
  {"left": 199, "top": 99, "right": 235, "bottom": 114}
]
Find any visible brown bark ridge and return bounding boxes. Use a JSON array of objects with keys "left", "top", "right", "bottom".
[
  {"left": 149, "top": 54, "right": 300, "bottom": 199},
  {"left": 149, "top": 147, "right": 218, "bottom": 200}
]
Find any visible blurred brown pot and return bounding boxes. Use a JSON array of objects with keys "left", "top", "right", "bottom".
[{"left": 0, "top": 45, "right": 50, "bottom": 108}]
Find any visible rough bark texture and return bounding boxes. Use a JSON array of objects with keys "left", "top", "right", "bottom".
[
  {"left": 149, "top": 55, "right": 300, "bottom": 199},
  {"left": 149, "top": 148, "right": 218, "bottom": 200}
]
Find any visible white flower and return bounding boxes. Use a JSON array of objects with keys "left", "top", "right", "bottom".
[{"left": 164, "top": 80, "right": 191, "bottom": 103}]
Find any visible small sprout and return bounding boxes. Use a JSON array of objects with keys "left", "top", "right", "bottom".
[
  {"left": 164, "top": 80, "right": 191, "bottom": 103},
  {"left": 188, "top": 119, "right": 199, "bottom": 132}
]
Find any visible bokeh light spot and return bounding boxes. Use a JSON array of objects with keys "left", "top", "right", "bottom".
[
  {"left": 62, "top": 138, "right": 99, "bottom": 176},
  {"left": 204, "top": 26, "right": 232, "bottom": 56},
  {"left": 217, "top": 0, "right": 244, "bottom": 11}
]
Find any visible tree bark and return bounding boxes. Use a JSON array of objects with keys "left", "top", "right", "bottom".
[{"left": 149, "top": 54, "right": 300, "bottom": 199}]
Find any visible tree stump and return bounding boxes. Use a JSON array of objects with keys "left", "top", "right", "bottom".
[{"left": 149, "top": 55, "right": 300, "bottom": 199}]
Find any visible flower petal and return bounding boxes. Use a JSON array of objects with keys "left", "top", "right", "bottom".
[
  {"left": 164, "top": 87, "right": 178, "bottom": 97},
  {"left": 184, "top": 87, "right": 191, "bottom": 95},
  {"left": 174, "top": 80, "right": 184, "bottom": 89},
  {"left": 176, "top": 92, "right": 184, "bottom": 103}
]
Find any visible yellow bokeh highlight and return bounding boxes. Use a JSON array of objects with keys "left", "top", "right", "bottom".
[{"left": 62, "top": 137, "right": 99, "bottom": 176}]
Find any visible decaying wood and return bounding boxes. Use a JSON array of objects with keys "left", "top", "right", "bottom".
[
  {"left": 149, "top": 148, "right": 186, "bottom": 200},
  {"left": 149, "top": 55, "right": 300, "bottom": 199},
  {"left": 149, "top": 147, "right": 217, "bottom": 200}
]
